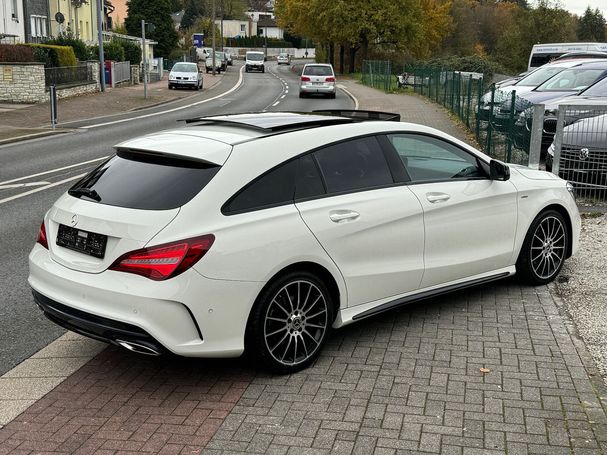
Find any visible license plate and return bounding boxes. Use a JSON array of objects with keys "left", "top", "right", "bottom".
[
  {"left": 313, "top": 82, "right": 323, "bottom": 85},
  {"left": 56, "top": 224, "right": 107, "bottom": 259}
]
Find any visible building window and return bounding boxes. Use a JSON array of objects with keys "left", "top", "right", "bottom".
[
  {"left": 11, "top": 0, "right": 19, "bottom": 21},
  {"left": 30, "top": 16, "right": 48, "bottom": 38},
  {"left": 240, "top": 24, "right": 246, "bottom": 32}
]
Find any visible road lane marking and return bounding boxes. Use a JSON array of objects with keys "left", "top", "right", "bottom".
[
  {"left": 0, "top": 182, "right": 51, "bottom": 189},
  {"left": 0, "top": 156, "right": 108, "bottom": 186},
  {"left": 272, "top": 101, "right": 280, "bottom": 106},
  {"left": 84, "top": 65, "right": 246, "bottom": 129},
  {"left": 337, "top": 84, "right": 360, "bottom": 109},
  {"left": 280, "top": 95, "right": 286, "bottom": 99},
  {"left": 0, "top": 173, "right": 86, "bottom": 205}
]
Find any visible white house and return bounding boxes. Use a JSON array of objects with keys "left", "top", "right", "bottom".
[
  {"left": 257, "top": 15, "right": 283, "bottom": 40},
  {"left": 214, "top": 19, "right": 257, "bottom": 39},
  {"left": 1, "top": 0, "right": 25, "bottom": 43}
]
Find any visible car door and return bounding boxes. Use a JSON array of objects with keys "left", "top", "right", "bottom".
[
  {"left": 295, "top": 136, "right": 425, "bottom": 308},
  {"left": 384, "top": 133, "right": 518, "bottom": 288}
]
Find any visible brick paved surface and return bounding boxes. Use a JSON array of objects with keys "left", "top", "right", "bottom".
[{"left": 1, "top": 281, "right": 607, "bottom": 454}]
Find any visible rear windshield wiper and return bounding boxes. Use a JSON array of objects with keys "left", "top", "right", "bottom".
[{"left": 68, "top": 187, "right": 101, "bottom": 201}]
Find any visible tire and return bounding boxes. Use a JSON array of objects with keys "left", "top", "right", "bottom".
[
  {"left": 247, "top": 271, "right": 333, "bottom": 374},
  {"left": 299, "top": 92, "right": 305, "bottom": 98},
  {"left": 516, "top": 209, "right": 568, "bottom": 285},
  {"left": 262, "top": 67, "right": 265, "bottom": 73}
]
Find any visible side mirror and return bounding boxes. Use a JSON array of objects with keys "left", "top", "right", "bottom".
[{"left": 490, "top": 160, "right": 510, "bottom": 181}]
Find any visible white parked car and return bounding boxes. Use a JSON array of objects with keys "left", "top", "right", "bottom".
[
  {"left": 29, "top": 111, "right": 580, "bottom": 373},
  {"left": 168, "top": 62, "right": 203, "bottom": 90},
  {"left": 300, "top": 63, "right": 336, "bottom": 98},
  {"left": 277, "top": 53, "right": 291, "bottom": 65}
]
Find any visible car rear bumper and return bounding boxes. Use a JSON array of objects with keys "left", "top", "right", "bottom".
[
  {"left": 300, "top": 84, "right": 336, "bottom": 94},
  {"left": 169, "top": 80, "right": 198, "bottom": 87},
  {"left": 28, "top": 244, "right": 261, "bottom": 358}
]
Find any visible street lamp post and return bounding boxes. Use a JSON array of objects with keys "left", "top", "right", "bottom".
[
  {"left": 211, "top": 0, "right": 216, "bottom": 76},
  {"left": 141, "top": 19, "right": 147, "bottom": 99},
  {"left": 97, "top": 0, "right": 105, "bottom": 92}
]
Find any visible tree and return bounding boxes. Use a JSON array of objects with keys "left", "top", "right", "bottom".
[
  {"left": 180, "top": 0, "right": 205, "bottom": 31},
  {"left": 125, "top": 0, "right": 179, "bottom": 58},
  {"left": 578, "top": 7, "right": 606, "bottom": 41}
]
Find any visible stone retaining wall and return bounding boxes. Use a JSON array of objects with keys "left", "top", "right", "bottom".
[{"left": 0, "top": 63, "right": 47, "bottom": 103}]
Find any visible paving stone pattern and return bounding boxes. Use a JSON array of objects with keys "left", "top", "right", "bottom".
[
  {"left": 201, "top": 281, "right": 607, "bottom": 455},
  {"left": 2, "top": 280, "right": 607, "bottom": 454}
]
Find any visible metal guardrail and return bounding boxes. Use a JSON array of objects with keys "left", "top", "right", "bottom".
[
  {"left": 553, "top": 104, "right": 607, "bottom": 202},
  {"left": 44, "top": 64, "right": 93, "bottom": 87}
]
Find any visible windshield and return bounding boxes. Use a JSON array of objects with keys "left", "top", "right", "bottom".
[
  {"left": 216, "top": 52, "right": 225, "bottom": 59},
  {"left": 580, "top": 76, "right": 607, "bottom": 96},
  {"left": 171, "top": 63, "right": 196, "bottom": 73},
  {"left": 536, "top": 68, "right": 606, "bottom": 91},
  {"left": 517, "top": 66, "right": 566, "bottom": 86},
  {"left": 247, "top": 53, "right": 264, "bottom": 61},
  {"left": 303, "top": 65, "right": 333, "bottom": 76}
]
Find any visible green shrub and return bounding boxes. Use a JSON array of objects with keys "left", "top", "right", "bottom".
[
  {"left": 27, "top": 44, "right": 77, "bottom": 67},
  {"left": 120, "top": 40, "right": 141, "bottom": 64},
  {"left": 0, "top": 44, "right": 35, "bottom": 62},
  {"left": 103, "top": 41, "right": 126, "bottom": 62},
  {"left": 417, "top": 55, "right": 507, "bottom": 78},
  {"left": 44, "top": 33, "right": 91, "bottom": 61}
]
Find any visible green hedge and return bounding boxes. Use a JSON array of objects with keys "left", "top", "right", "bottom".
[
  {"left": 0, "top": 44, "right": 35, "bottom": 63},
  {"left": 225, "top": 36, "right": 293, "bottom": 48},
  {"left": 44, "top": 34, "right": 91, "bottom": 61},
  {"left": 26, "top": 44, "right": 77, "bottom": 68},
  {"left": 416, "top": 55, "right": 507, "bottom": 78}
]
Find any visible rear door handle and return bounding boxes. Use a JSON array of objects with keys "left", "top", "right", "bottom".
[
  {"left": 329, "top": 210, "right": 360, "bottom": 223},
  {"left": 426, "top": 192, "right": 450, "bottom": 203}
]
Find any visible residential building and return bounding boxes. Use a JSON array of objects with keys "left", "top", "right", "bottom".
[
  {"left": 257, "top": 15, "right": 282, "bottom": 39},
  {"left": 23, "top": 0, "right": 51, "bottom": 43},
  {"left": 214, "top": 19, "right": 257, "bottom": 39},
  {"left": 1, "top": 0, "right": 25, "bottom": 43},
  {"left": 108, "top": 0, "right": 127, "bottom": 27},
  {"left": 49, "top": 0, "right": 99, "bottom": 43}
]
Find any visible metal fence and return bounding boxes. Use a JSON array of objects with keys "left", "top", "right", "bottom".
[
  {"left": 552, "top": 105, "right": 607, "bottom": 202},
  {"left": 44, "top": 63, "right": 94, "bottom": 87},
  {"left": 113, "top": 61, "right": 130, "bottom": 85},
  {"left": 361, "top": 60, "right": 392, "bottom": 92}
]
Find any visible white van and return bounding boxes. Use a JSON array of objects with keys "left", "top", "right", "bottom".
[
  {"left": 245, "top": 51, "right": 265, "bottom": 73},
  {"left": 528, "top": 42, "right": 607, "bottom": 71}
]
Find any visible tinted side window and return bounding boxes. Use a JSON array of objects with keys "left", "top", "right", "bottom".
[
  {"left": 295, "top": 154, "right": 325, "bottom": 199},
  {"left": 387, "top": 134, "right": 485, "bottom": 182},
  {"left": 226, "top": 160, "right": 297, "bottom": 213},
  {"left": 314, "top": 137, "right": 393, "bottom": 193}
]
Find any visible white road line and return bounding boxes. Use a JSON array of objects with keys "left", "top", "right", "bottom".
[
  {"left": 0, "top": 174, "right": 86, "bottom": 205},
  {"left": 0, "top": 182, "right": 51, "bottom": 189},
  {"left": 272, "top": 101, "right": 280, "bottom": 106},
  {"left": 337, "top": 84, "right": 360, "bottom": 110},
  {"left": 84, "top": 65, "right": 246, "bottom": 129},
  {"left": 280, "top": 95, "right": 286, "bottom": 99},
  {"left": 0, "top": 156, "right": 108, "bottom": 186}
]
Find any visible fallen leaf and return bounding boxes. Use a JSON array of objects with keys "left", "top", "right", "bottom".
[{"left": 480, "top": 368, "right": 491, "bottom": 374}]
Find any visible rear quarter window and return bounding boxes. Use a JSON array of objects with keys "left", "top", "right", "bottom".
[{"left": 68, "top": 150, "right": 219, "bottom": 210}]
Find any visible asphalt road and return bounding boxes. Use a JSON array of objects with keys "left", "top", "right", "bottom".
[{"left": 0, "top": 60, "right": 354, "bottom": 375}]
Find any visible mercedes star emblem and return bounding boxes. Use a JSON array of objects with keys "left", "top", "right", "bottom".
[
  {"left": 579, "top": 148, "right": 590, "bottom": 161},
  {"left": 71, "top": 214, "right": 78, "bottom": 227}
]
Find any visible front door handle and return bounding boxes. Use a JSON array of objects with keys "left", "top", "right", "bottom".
[
  {"left": 329, "top": 210, "right": 360, "bottom": 223},
  {"left": 426, "top": 192, "right": 451, "bottom": 203}
]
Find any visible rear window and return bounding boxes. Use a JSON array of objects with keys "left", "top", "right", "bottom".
[
  {"left": 68, "top": 150, "right": 220, "bottom": 210},
  {"left": 303, "top": 65, "right": 333, "bottom": 76}
]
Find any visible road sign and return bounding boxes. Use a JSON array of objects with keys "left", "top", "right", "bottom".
[{"left": 192, "top": 33, "right": 204, "bottom": 48}]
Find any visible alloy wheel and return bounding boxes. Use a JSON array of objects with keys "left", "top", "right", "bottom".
[
  {"left": 263, "top": 280, "right": 328, "bottom": 367},
  {"left": 530, "top": 215, "right": 566, "bottom": 280}
]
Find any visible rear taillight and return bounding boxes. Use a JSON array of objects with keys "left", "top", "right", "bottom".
[
  {"left": 109, "top": 235, "right": 215, "bottom": 281},
  {"left": 326, "top": 77, "right": 335, "bottom": 82},
  {"left": 300, "top": 76, "right": 310, "bottom": 82},
  {"left": 37, "top": 221, "right": 48, "bottom": 249}
]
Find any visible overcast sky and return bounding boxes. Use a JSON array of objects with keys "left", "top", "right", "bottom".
[{"left": 559, "top": 0, "right": 607, "bottom": 16}]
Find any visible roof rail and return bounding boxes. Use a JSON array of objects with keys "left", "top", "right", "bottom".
[{"left": 313, "top": 109, "right": 401, "bottom": 122}]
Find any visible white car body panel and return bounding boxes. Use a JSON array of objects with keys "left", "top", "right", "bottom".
[
  {"left": 296, "top": 187, "right": 424, "bottom": 307},
  {"left": 407, "top": 179, "right": 518, "bottom": 287}
]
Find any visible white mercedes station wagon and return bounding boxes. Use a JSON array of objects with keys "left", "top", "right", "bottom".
[{"left": 29, "top": 111, "right": 581, "bottom": 373}]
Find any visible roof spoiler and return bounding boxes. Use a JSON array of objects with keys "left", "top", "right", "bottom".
[{"left": 312, "top": 109, "right": 401, "bottom": 122}]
